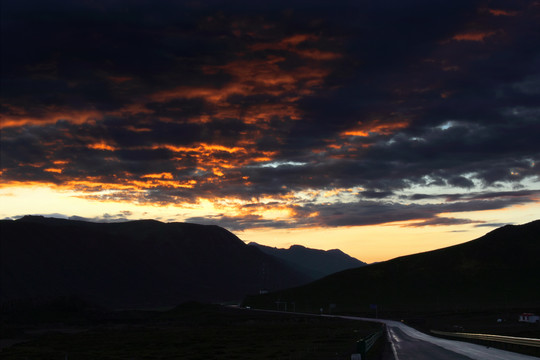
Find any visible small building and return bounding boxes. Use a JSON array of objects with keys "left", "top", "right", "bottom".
[{"left": 519, "top": 313, "right": 540, "bottom": 323}]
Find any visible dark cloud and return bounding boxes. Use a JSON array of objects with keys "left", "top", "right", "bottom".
[
  {"left": 184, "top": 192, "right": 538, "bottom": 231},
  {"left": 1, "top": 0, "right": 539, "bottom": 229},
  {"left": 184, "top": 215, "right": 297, "bottom": 232},
  {"left": 360, "top": 190, "right": 395, "bottom": 199},
  {"left": 303, "top": 197, "right": 536, "bottom": 228},
  {"left": 405, "top": 217, "right": 484, "bottom": 227},
  {"left": 474, "top": 222, "right": 511, "bottom": 228},
  {"left": 406, "top": 189, "right": 540, "bottom": 203}
]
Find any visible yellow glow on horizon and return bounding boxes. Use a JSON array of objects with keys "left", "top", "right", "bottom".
[
  {"left": 1, "top": 184, "right": 539, "bottom": 263},
  {"left": 0, "top": 185, "right": 221, "bottom": 222},
  {"left": 236, "top": 202, "right": 540, "bottom": 263},
  {"left": 237, "top": 224, "right": 478, "bottom": 263}
]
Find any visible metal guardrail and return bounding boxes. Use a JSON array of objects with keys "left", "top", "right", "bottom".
[
  {"left": 354, "top": 327, "right": 385, "bottom": 358},
  {"left": 431, "top": 330, "right": 540, "bottom": 348}
]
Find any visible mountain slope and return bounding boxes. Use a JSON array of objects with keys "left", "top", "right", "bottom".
[
  {"left": 244, "top": 220, "right": 540, "bottom": 314},
  {"left": 248, "top": 242, "right": 366, "bottom": 280},
  {"left": 0, "top": 216, "right": 310, "bottom": 308}
]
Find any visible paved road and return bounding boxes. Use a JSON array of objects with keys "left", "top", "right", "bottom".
[
  {"left": 340, "top": 316, "right": 540, "bottom": 360},
  {"left": 244, "top": 309, "right": 538, "bottom": 359},
  {"left": 386, "top": 325, "right": 475, "bottom": 360}
]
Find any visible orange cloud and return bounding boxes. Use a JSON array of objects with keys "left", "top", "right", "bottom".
[
  {"left": 149, "top": 143, "right": 276, "bottom": 184},
  {"left": 341, "top": 120, "right": 409, "bottom": 137},
  {"left": 1, "top": 30, "right": 343, "bottom": 207},
  {"left": 250, "top": 34, "right": 318, "bottom": 51},
  {"left": 150, "top": 85, "right": 236, "bottom": 104},
  {"left": 249, "top": 34, "right": 341, "bottom": 61},
  {"left": 131, "top": 179, "right": 197, "bottom": 189},
  {"left": 141, "top": 172, "right": 174, "bottom": 180},
  {"left": 88, "top": 142, "right": 117, "bottom": 151},
  {"left": 149, "top": 54, "right": 331, "bottom": 128},
  {"left": 212, "top": 56, "right": 329, "bottom": 97},
  {"left": 110, "top": 103, "right": 154, "bottom": 118},
  {"left": 309, "top": 120, "right": 411, "bottom": 159},
  {"left": 253, "top": 104, "right": 301, "bottom": 125},
  {"left": 44, "top": 168, "right": 63, "bottom": 174},
  {"left": 2, "top": 35, "right": 338, "bottom": 130},
  {"left": 53, "top": 160, "right": 69, "bottom": 165},
  {"left": 107, "top": 75, "right": 134, "bottom": 84},
  {"left": 64, "top": 176, "right": 200, "bottom": 192},
  {"left": 342, "top": 130, "right": 369, "bottom": 137},
  {"left": 487, "top": 9, "right": 518, "bottom": 16},
  {"left": 160, "top": 143, "right": 246, "bottom": 154},
  {"left": 281, "top": 34, "right": 318, "bottom": 46},
  {"left": 295, "top": 48, "right": 342, "bottom": 61},
  {"left": 1, "top": 105, "right": 104, "bottom": 128},
  {"left": 452, "top": 31, "right": 496, "bottom": 42}
]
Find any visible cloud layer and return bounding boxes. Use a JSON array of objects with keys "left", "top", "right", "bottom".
[{"left": 1, "top": 0, "right": 539, "bottom": 229}]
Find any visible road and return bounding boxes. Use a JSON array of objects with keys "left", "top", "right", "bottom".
[
  {"left": 339, "top": 316, "right": 540, "bottom": 360},
  {"left": 242, "top": 308, "right": 539, "bottom": 359}
]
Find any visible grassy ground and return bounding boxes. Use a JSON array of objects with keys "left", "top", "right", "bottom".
[{"left": 1, "top": 303, "right": 381, "bottom": 359}]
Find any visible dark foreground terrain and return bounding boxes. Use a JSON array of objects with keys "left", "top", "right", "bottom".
[{"left": 0, "top": 299, "right": 381, "bottom": 360}]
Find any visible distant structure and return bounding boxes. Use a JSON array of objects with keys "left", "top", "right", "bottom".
[{"left": 519, "top": 313, "right": 540, "bottom": 323}]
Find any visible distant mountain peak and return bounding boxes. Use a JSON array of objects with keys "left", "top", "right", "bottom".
[
  {"left": 19, "top": 215, "right": 47, "bottom": 221},
  {"left": 248, "top": 242, "right": 366, "bottom": 280}
]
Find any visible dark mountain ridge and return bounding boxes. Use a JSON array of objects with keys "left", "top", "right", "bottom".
[
  {"left": 248, "top": 242, "right": 366, "bottom": 279},
  {"left": 244, "top": 220, "right": 540, "bottom": 315},
  {"left": 1, "top": 216, "right": 311, "bottom": 309}
]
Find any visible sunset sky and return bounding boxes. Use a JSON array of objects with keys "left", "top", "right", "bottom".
[{"left": 1, "top": 0, "right": 539, "bottom": 262}]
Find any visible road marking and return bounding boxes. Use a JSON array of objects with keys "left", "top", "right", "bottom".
[{"left": 387, "top": 327, "right": 400, "bottom": 360}]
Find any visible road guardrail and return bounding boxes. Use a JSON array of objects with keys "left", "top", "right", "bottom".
[
  {"left": 430, "top": 330, "right": 540, "bottom": 348},
  {"left": 352, "top": 326, "right": 385, "bottom": 359},
  {"left": 431, "top": 329, "right": 540, "bottom": 356}
]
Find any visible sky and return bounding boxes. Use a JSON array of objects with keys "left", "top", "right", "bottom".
[{"left": 1, "top": 0, "right": 539, "bottom": 262}]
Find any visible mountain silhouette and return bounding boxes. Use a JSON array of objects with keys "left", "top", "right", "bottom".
[
  {"left": 248, "top": 242, "right": 366, "bottom": 280},
  {"left": 244, "top": 220, "right": 540, "bottom": 315},
  {"left": 0, "top": 216, "right": 311, "bottom": 309}
]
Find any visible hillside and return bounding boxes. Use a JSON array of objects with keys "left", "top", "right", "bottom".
[
  {"left": 248, "top": 242, "right": 366, "bottom": 280},
  {"left": 243, "top": 220, "right": 540, "bottom": 315},
  {"left": 0, "top": 216, "right": 310, "bottom": 309}
]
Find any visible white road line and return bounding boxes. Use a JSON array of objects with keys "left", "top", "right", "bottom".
[{"left": 386, "top": 327, "right": 400, "bottom": 360}]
